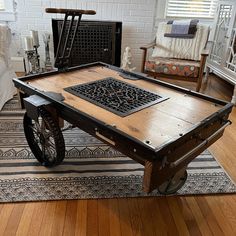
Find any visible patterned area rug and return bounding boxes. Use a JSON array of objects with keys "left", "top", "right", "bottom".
[{"left": 0, "top": 97, "right": 236, "bottom": 202}]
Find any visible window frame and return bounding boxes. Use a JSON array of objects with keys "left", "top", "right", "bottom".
[
  {"left": 0, "top": 0, "right": 16, "bottom": 22},
  {"left": 165, "top": 0, "right": 219, "bottom": 19}
]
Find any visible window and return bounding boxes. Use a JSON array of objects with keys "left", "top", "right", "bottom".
[
  {"left": 0, "top": 0, "right": 16, "bottom": 21},
  {"left": 165, "top": 0, "right": 218, "bottom": 18}
]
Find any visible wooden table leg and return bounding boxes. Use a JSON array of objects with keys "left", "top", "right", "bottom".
[
  {"left": 143, "top": 160, "right": 188, "bottom": 194},
  {"left": 143, "top": 160, "right": 163, "bottom": 193}
]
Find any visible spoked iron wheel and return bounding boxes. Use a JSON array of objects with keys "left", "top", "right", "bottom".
[
  {"left": 158, "top": 168, "right": 188, "bottom": 195},
  {"left": 23, "top": 107, "right": 65, "bottom": 167}
]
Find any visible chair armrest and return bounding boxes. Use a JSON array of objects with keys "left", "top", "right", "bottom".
[
  {"left": 201, "top": 48, "right": 210, "bottom": 56},
  {"left": 140, "top": 41, "right": 156, "bottom": 50},
  {"left": 140, "top": 41, "right": 155, "bottom": 73}
]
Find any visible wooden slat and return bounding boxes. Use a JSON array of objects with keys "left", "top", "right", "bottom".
[
  {"left": 223, "top": 195, "right": 236, "bottom": 230},
  {"left": 26, "top": 202, "right": 47, "bottom": 236},
  {"left": 108, "top": 199, "right": 121, "bottom": 236},
  {"left": 98, "top": 199, "right": 110, "bottom": 236},
  {"left": 4, "top": 203, "right": 25, "bottom": 236},
  {"left": 86, "top": 200, "right": 98, "bottom": 236},
  {"left": 0, "top": 205, "right": 15, "bottom": 235},
  {"left": 16, "top": 203, "right": 36, "bottom": 236},
  {"left": 63, "top": 201, "right": 77, "bottom": 235},
  {"left": 195, "top": 197, "right": 224, "bottom": 235},
  {"left": 178, "top": 198, "right": 202, "bottom": 236},
  {"left": 75, "top": 200, "right": 87, "bottom": 236},
  {"left": 117, "top": 198, "right": 134, "bottom": 236},
  {"left": 167, "top": 197, "right": 190, "bottom": 235},
  {"left": 51, "top": 201, "right": 67, "bottom": 236},
  {"left": 146, "top": 198, "right": 168, "bottom": 235},
  {"left": 156, "top": 197, "right": 179, "bottom": 235},
  {"left": 218, "top": 196, "right": 236, "bottom": 234},
  {"left": 38, "top": 201, "right": 57, "bottom": 236},
  {"left": 185, "top": 197, "right": 212, "bottom": 235},
  {"left": 136, "top": 198, "right": 164, "bottom": 236},
  {"left": 127, "top": 198, "right": 144, "bottom": 236},
  {"left": 205, "top": 196, "right": 236, "bottom": 235}
]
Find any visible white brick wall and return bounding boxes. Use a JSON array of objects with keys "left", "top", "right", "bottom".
[{"left": 9, "top": 0, "right": 157, "bottom": 71}]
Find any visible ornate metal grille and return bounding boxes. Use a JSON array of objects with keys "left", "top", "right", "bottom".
[{"left": 64, "top": 77, "right": 168, "bottom": 117}]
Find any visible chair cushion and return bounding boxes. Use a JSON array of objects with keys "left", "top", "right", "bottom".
[
  {"left": 152, "top": 22, "right": 209, "bottom": 61},
  {"left": 145, "top": 57, "right": 200, "bottom": 78}
]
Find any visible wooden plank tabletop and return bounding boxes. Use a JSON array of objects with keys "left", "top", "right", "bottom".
[{"left": 27, "top": 65, "right": 223, "bottom": 148}]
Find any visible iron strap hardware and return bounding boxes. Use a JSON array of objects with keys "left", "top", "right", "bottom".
[{"left": 169, "top": 121, "right": 232, "bottom": 168}]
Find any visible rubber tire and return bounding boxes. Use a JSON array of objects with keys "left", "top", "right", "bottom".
[
  {"left": 23, "top": 107, "right": 65, "bottom": 167},
  {"left": 158, "top": 170, "right": 188, "bottom": 195}
]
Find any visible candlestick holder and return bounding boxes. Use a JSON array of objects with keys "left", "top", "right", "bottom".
[
  {"left": 24, "top": 47, "right": 41, "bottom": 75},
  {"left": 23, "top": 31, "right": 41, "bottom": 75},
  {"left": 34, "top": 45, "right": 41, "bottom": 71}
]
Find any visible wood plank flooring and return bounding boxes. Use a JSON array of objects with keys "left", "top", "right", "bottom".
[{"left": 1, "top": 74, "right": 236, "bottom": 236}]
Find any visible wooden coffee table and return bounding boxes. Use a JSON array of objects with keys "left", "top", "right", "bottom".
[{"left": 13, "top": 62, "right": 233, "bottom": 194}]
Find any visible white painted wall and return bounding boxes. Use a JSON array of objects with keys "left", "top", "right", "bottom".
[{"left": 9, "top": 0, "right": 157, "bottom": 71}]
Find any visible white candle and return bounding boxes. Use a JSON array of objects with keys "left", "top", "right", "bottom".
[
  {"left": 30, "top": 30, "right": 39, "bottom": 47},
  {"left": 24, "top": 36, "right": 34, "bottom": 51}
]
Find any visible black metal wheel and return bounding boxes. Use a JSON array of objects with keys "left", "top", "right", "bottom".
[
  {"left": 158, "top": 169, "right": 188, "bottom": 195},
  {"left": 23, "top": 107, "right": 65, "bottom": 167}
]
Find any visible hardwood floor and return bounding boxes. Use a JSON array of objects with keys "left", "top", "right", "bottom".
[{"left": 1, "top": 74, "right": 236, "bottom": 236}]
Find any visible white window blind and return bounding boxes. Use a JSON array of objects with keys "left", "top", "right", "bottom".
[
  {"left": 0, "top": 0, "right": 5, "bottom": 10},
  {"left": 166, "top": 0, "right": 218, "bottom": 18}
]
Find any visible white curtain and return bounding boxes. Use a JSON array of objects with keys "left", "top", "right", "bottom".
[{"left": 0, "top": 0, "right": 5, "bottom": 10}]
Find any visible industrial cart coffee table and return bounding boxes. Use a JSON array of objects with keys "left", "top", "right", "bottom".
[
  {"left": 13, "top": 61, "right": 233, "bottom": 194},
  {"left": 13, "top": 8, "right": 233, "bottom": 194}
]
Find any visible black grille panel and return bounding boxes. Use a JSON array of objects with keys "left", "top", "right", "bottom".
[
  {"left": 69, "top": 24, "right": 113, "bottom": 65},
  {"left": 64, "top": 77, "right": 168, "bottom": 117},
  {"left": 52, "top": 19, "right": 122, "bottom": 67}
]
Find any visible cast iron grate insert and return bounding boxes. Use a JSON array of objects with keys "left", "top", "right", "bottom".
[{"left": 64, "top": 77, "right": 169, "bottom": 117}]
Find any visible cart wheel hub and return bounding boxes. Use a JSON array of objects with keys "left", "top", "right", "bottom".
[{"left": 39, "top": 134, "right": 46, "bottom": 144}]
